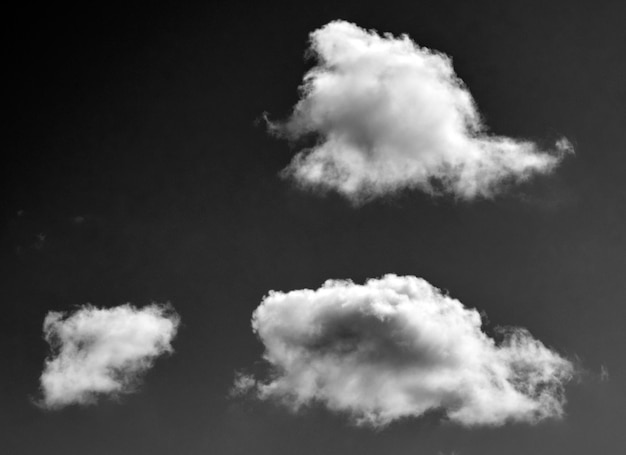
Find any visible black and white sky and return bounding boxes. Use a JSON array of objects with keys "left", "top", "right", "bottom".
[{"left": 2, "top": 1, "right": 625, "bottom": 454}]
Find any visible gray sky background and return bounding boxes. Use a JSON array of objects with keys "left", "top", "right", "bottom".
[{"left": 2, "top": 1, "right": 625, "bottom": 454}]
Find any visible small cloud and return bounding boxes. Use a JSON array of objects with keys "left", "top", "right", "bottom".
[
  {"left": 239, "top": 275, "right": 575, "bottom": 428},
  {"left": 33, "top": 233, "right": 46, "bottom": 250},
  {"left": 555, "top": 138, "right": 575, "bottom": 155},
  {"left": 600, "top": 365, "right": 610, "bottom": 382},
  {"left": 38, "top": 303, "right": 180, "bottom": 409},
  {"left": 229, "top": 372, "right": 257, "bottom": 398},
  {"left": 269, "top": 21, "right": 572, "bottom": 204}
]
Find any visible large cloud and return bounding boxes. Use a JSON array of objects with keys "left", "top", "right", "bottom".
[
  {"left": 237, "top": 275, "right": 574, "bottom": 427},
  {"left": 39, "top": 303, "right": 180, "bottom": 409},
  {"left": 270, "top": 21, "right": 572, "bottom": 203}
]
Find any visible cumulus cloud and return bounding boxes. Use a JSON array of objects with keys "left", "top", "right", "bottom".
[
  {"left": 39, "top": 303, "right": 180, "bottom": 409},
  {"left": 270, "top": 21, "right": 572, "bottom": 203},
  {"left": 240, "top": 275, "right": 574, "bottom": 427}
]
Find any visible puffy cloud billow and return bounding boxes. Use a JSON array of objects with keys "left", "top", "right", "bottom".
[
  {"left": 238, "top": 275, "right": 574, "bottom": 427},
  {"left": 270, "top": 21, "right": 572, "bottom": 203},
  {"left": 39, "top": 303, "right": 180, "bottom": 409}
]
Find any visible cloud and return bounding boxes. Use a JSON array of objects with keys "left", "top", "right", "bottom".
[
  {"left": 600, "top": 365, "right": 610, "bottom": 382},
  {"left": 230, "top": 371, "right": 257, "bottom": 397},
  {"left": 240, "top": 275, "right": 574, "bottom": 427},
  {"left": 39, "top": 303, "right": 180, "bottom": 409},
  {"left": 270, "top": 21, "right": 572, "bottom": 203}
]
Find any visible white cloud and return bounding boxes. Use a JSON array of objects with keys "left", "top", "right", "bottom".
[
  {"left": 270, "top": 21, "right": 572, "bottom": 203},
  {"left": 242, "top": 275, "right": 574, "bottom": 427},
  {"left": 39, "top": 303, "right": 180, "bottom": 409}
]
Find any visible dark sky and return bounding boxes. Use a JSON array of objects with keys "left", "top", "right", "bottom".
[{"left": 2, "top": 1, "right": 625, "bottom": 454}]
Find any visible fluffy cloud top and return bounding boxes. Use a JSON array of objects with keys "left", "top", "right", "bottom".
[
  {"left": 238, "top": 275, "right": 574, "bottom": 427},
  {"left": 39, "top": 303, "right": 180, "bottom": 409},
  {"left": 271, "top": 21, "right": 572, "bottom": 203}
]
